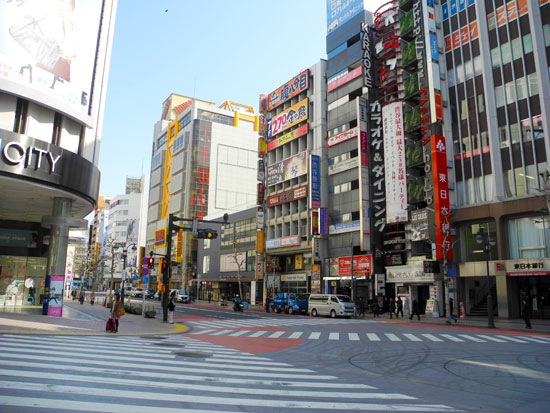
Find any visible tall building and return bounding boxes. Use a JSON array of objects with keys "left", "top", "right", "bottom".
[
  {"left": 146, "top": 95, "right": 259, "bottom": 292},
  {"left": 259, "top": 60, "right": 327, "bottom": 298},
  {"left": 441, "top": 0, "right": 550, "bottom": 319},
  {"left": 0, "top": 0, "right": 117, "bottom": 314}
]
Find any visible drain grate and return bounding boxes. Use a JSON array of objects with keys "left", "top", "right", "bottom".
[
  {"left": 175, "top": 351, "right": 210, "bottom": 358},
  {"left": 154, "top": 342, "right": 183, "bottom": 347}
]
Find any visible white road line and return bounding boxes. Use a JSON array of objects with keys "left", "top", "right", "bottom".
[
  {"left": 209, "top": 330, "right": 233, "bottom": 336},
  {"left": 0, "top": 336, "right": 172, "bottom": 351},
  {"left": 0, "top": 381, "right": 461, "bottom": 411},
  {"left": 0, "top": 368, "right": 392, "bottom": 399},
  {"left": 309, "top": 332, "right": 321, "bottom": 340},
  {"left": 349, "top": 333, "right": 360, "bottom": 341},
  {"left": 366, "top": 333, "right": 380, "bottom": 341},
  {"left": 0, "top": 359, "right": 362, "bottom": 388},
  {"left": 517, "top": 336, "right": 550, "bottom": 343},
  {"left": 496, "top": 335, "right": 529, "bottom": 343},
  {"left": 228, "top": 330, "right": 249, "bottom": 336},
  {"left": 385, "top": 333, "right": 401, "bottom": 341},
  {"left": 189, "top": 329, "right": 217, "bottom": 334},
  {"left": 476, "top": 335, "right": 508, "bottom": 343},
  {"left": 440, "top": 334, "right": 465, "bottom": 342},
  {"left": 288, "top": 332, "right": 303, "bottom": 339},
  {"left": 458, "top": 335, "right": 486, "bottom": 342},
  {"left": 422, "top": 334, "right": 443, "bottom": 342},
  {"left": 403, "top": 334, "right": 422, "bottom": 342},
  {"left": 248, "top": 331, "right": 267, "bottom": 337},
  {"left": 329, "top": 332, "right": 339, "bottom": 340},
  {"left": 268, "top": 331, "right": 285, "bottom": 338}
]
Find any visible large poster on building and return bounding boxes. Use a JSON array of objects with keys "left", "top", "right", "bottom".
[
  {"left": 266, "top": 151, "right": 308, "bottom": 186},
  {"left": 383, "top": 102, "right": 407, "bottom": 223},
  {"left": 0, "top": 0, "right": 104, "bottom": 125},
  {"left": 266, "top": 98, "right": 308, "bottom": 138},
  {"left": 430, "top": 135, "right": 452, "bottom": 261}
]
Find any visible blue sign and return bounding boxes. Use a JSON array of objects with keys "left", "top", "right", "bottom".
[
  {"left": 133, "top": 275, "right": 139, "bottom": 281},
  {"left": 442, "top": 3, "right": 449, "bottom": 20},
  {"left": 430, "top": 33, "right": 439, "bottom": 62},
  {"left": 450, "top": 0, "right": 457, "bottom": 15},
  {"left": 141, "top": 276, "right": 149, "bottom": 284},
  {"left": 141, "top": 267, "right": 149, "bottom": 276},
  {"left": 311, "top": 155, "right": 321, "bottom": 208},
  {"left": 327, "top": 0, "right": 364, "bottom": 33}
]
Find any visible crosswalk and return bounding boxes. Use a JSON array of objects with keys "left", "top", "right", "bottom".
[
  {"left": 188, "top": 328, "right": 550, "bottom": 344},
  {"left": 0, "top": 333, "right": 464, "bottom": 412}
]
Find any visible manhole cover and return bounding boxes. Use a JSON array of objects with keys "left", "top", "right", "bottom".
[
  {"left": 154, "top": 343, "right": 182, "bottom": 347},
  {"left": 140, "top": 336, "right": 165, "bottom": 340},
  {"left": 175, "top": 352, "right": 210, "bottom": 358}
]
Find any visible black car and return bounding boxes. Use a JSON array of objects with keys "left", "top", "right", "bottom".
[{"left": 146, "top": 289, "right": 156, "bottom": 299}]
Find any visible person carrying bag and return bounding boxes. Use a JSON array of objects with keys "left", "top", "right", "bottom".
[
  {"left": 108, "top": 292, "right": 124, "bottom": 333},
  {"left": 168, "top": 298, "right": 175, "bottom": 324}
]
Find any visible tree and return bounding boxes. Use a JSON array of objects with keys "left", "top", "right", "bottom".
[{"left": 230, "top": 223, "right": 245, "bottom": 300}]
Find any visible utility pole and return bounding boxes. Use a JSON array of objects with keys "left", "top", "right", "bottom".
[{"left": 350, "top": 233, "right": 355, "bottom": 303}]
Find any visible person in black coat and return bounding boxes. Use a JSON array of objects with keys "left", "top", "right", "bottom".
[
  {"left": 521, "top": 298, "right": 532, "bottom": 329},
  {"left": 410, "top": 298, "right": 421, "bottom": 320},
  {"left": 396, "top": 297, "right": 404, "bottom": 318}
]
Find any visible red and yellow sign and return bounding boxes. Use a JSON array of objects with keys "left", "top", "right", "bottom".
[
  {"left": 268, "top": 69, "right": 309, "bottom": 111},
  {"left": 267, "top": 98, "right": 308, "bottom": 138},
  {"left": 444, "top": 21, "right": 479, "bottom": 52},
  {"left": 267, "top": 123, "right": 308, "bottom": 152},
  {"left": 338, "top": 255, "right": 372, "bottom": 276},
  {"left": 154, "top": 228, "right": 167, "bottom": 248}
]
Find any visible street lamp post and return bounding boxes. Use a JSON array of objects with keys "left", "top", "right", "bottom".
[
  {"left": 120, "top": 242, "right": 137, "bottom": 306},
  {"left": 476, "top": 229, "right": 496, "bottom": 329}
]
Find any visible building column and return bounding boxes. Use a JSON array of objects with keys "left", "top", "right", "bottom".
[{"left": 41, "top": 198, "right": 86, "bottom": 317}]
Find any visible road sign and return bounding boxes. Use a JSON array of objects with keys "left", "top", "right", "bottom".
[
  {"left": 142, "top": 257, "right": 150, "bottom": 266},
  {"left": 141, "top": 276, "right": 149, "bottom": 284},
  {"left": 141, "top": 267, "right": 149, "bottom": 276},
  {"left": 133, "top": 275, "right": 139, "bottom": 281}
]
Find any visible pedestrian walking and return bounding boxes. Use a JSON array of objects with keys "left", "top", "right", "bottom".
[
  {"left": 208, "top": 291, "right": 212, "bottom": 303},
  {"left": 358, "top": 297, "right": 365, "bottom": 317},
  {"left": 168, "top": 297, "right": 175, "bottom": 324},
  {"left": 389, "top": 298, "right": 396, "bottom": 319},
  {"left": 410, "top": 298, "right": 421, "bottom": 321},
  {"left": 71, "top": 289, "right": 77, "bottom": 300},
  {"left": 109, "top": 292, "right": 125, "bottom": 333},
  {"left": 90, "top": 291, "right": 96, "bottom": 306},
  {"left": 78, "top": 290, "right": 85, "bottom": 304},
  {"left": 396, "top": 297, "right": 404, "bottom": 318},
  {"left": 521, "top": 298, "right": 532, "bottom": 329},
  {"left": 372, "top": 300, "right": 379, "bottom": 318},
  {"left": 449, "top": 297, "right": 454, "bottom": 317}
]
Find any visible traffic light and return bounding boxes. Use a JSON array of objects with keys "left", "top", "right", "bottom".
[
  {"left": 147, "top": 257, "right": 155, "bottom": 269},
  {"left": 197, "top": 228, "right": 217, "bottom": 239},
  {"left": 161, "top": 261, "right": 168, "bottom": 275}
]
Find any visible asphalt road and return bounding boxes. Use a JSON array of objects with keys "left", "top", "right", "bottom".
[{"left": 0, "top": 302, "right": 548, "bottom": 412}]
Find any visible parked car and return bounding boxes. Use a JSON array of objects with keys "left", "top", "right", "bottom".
[
  {"left": 308, "top": 293, "right": 355, "bottom": 318},
  {"left": 130, "top": 288, "right": 146, "bottom": 298},
  {"left": 271, "top": 293, "right": 309, "bottom": 314},
  {"left": 146, "top": 289, "right": 156, "bottom": 299}
]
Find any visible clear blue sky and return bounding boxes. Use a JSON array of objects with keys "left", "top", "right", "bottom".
[{"left": 99, "top": 0, "right": 384, "bottom": 197}]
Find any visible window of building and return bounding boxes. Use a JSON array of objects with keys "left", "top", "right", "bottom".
[
  {"left": 460, "top": 99, "right": 468, "bottom": 120},
  {"left": 327, "top": 42, "right": 348, "bottom": 59},
  {"left": 523, "top": 33, "right": 533, "bottom": 54},
  {"left": 457, "top": 221, "right": 497, "bottom": 263},
  {"left": 544, "top": 25, "right": 550, "bottom": 46},
  {"left": 477, "top": 93, "right": 485, "bottom": 112},
  {"left": 495, "top": 85, "right": 505, "bottom": 107},
  {"left": 505, "top": 81, "right": 516, "bottom": 104},
  {"left": 158, "top": 133, "right": 167, "bottom": 148},
  {"left": 197, "top": 110, "right": 233, "bottom": 126},
  {"left": 528, "top": 73, "right": 538, "bottom": 97},
  {"left": 501, "top": 42, "right": 512, "bottom": 65},
  {"left": 510, "top": 123, "right": 520, "bottom": 144},
  {"left": 508, "top": 216, "right": 550, "bottom": 259},
  {"left": 203, "top": 255, "right": 210, "bottom": 273},
  {"left": 516, "top": 76, "right": 528, "bottom": 101},
  {"left": 499, "top": 125, "right": 510, "bottom": 148}
]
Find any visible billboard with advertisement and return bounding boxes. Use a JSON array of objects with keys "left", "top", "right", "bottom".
[
  {"left": 267, "top": 69, "right": 309, "bottom": 111},
  {"left": 267, "top": 98, "right": 308, "bottom": 138},
  {"left": 0, "top": 0, "right": 104, "bottom": 125},
  {"left": 266, "top": 151, "right": 308, "bottom": 186},
  {"left": 266, "top": 185, "right": 307, "bottom": 207},
  {"left": 327, "top": 66, "right": 362, "bottom": 92},
  {"left": 310, "top": 154, "right": 320, "bottom": 208},
  {"left": 430, "top": 135, "right": 452, "bottom": 261},
  {"left": 383, "top": 102, "right": 407, "bottom": 223},
  {"left": 327, "top": 0, "right": 364, "bottom": 33},
  {"left": 338, "top": 255, "right": 372, "bottom": 276},
  {"left": 326, "top": 127, "right": 358, "bottom": 147}
]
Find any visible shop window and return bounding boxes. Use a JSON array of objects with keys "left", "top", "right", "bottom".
[{"left": 508, "top": 217, "right": 550, "bottom": 259}]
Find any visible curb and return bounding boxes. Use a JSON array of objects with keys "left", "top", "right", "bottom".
[{"left": 0, "top": 323, "right": 188, "bottom": 336}]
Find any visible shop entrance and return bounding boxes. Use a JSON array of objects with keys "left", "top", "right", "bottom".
[{"left": 515, "top": 275, "right": 550, "bottom": 319}]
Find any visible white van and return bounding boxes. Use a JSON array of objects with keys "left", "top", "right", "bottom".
[{"left": 308, "top": 294, "right": 356, "bottom": 318}]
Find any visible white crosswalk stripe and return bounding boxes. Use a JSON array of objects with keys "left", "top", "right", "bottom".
[
  {"left": 184, "top": 329, "right": 550, "bottom": 344},
  {"left": 0, "top": 334, "right": 462, "bottom": 412}
]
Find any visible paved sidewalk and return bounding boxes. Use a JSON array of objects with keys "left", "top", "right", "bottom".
[{"left": 0, "top": 298, "right": 186, "bottom": 336}]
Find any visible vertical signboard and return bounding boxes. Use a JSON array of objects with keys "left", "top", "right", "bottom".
[
  {"left": 47, "top": 275, "right": 64, "bottom": 317},
  {"left": 383, "top": 102, "right": 407, "bottom": 223},
  {"left": 357, "top": 97, "right": 371, "bottom": 251},
  {"left": 310, "top": 154, "right": 321, "bottom": 208},
  {"left": 430, "top": 135, "right": 451, "bottom": 260}
]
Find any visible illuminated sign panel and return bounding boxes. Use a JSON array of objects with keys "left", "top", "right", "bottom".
[
  {"left": 327, "top": 0, "right": 364, "bottom": 33},
  {"left": 266, "top": 151, "right": 308, "bottom": 186},
  {"left": 267, "top": 123, "right": 308, "bottom": 151},
  {"left": 266, "top": 185, "right": 307, "bottom": 207}
]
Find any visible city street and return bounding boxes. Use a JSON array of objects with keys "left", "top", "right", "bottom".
[{"left": 0, "top": 301, "right": 548, "bottom": 412}]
